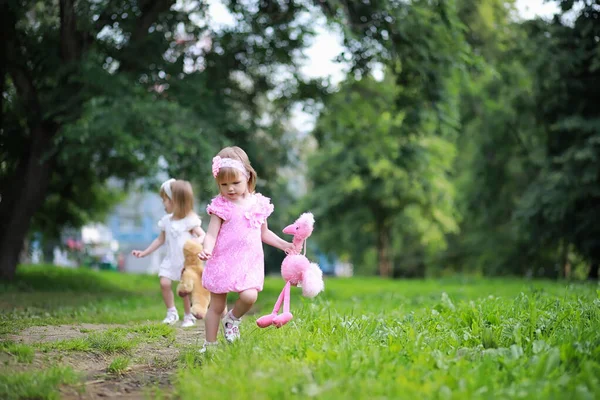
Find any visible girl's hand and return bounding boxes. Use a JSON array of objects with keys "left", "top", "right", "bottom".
[
  {"left": 283, "top": 242, "right": 296, "bottom": 255},
  {"left": 131, "top": 250, "right": 145, "bottom": 258},
  {"left": 198, "top": 250, "right": 212, "bottom": 261}
]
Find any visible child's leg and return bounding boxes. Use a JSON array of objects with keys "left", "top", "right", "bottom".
[
  {"left": 183, "top": 295, "right": 191, "bottom": 315},
  {"left": 160, "top": 277, "right": 175, "bottom": 309},
  {"left": 181, "top": 295, "right": 196, "bottom": 327},
  {"left": 205, "top": 293, "right": 227, "bottom": 343},
  {"left": 232, "top": 289, "right": 258, "bottom": 319},
  {"left": 160, "top": 277, "right": 179, "bottom": 324}
]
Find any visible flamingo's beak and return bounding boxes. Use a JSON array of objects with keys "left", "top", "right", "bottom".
[{"left": 282, "top": 224, "right": 296, "bottom": 235}]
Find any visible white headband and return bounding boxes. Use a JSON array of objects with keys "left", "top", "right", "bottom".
[
  {"left": 212, "top": 156, "right": 249, "bottom": 178},
  {"left": 160, "top": 178, "right": 176, "bottom": 199}
]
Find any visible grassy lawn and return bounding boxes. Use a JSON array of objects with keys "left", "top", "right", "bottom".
[{"left": 0, "top": 265, "right": 599, "bottom": 399}]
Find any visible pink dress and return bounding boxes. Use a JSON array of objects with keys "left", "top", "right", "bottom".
[{"left": 202, "top": 193, "right": 274, "bottom": 293}]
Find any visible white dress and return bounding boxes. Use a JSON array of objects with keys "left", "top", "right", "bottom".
[{"left": 157, "top": 213, "right": 202, "bottom": 281}]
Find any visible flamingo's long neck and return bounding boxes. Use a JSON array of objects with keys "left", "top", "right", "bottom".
[{"left": 292, "top": 236, "right": 305, "bottom": 254}]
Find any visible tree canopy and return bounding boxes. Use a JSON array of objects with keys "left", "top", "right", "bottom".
[
  {"left": 1, "top": 0, "right": 317, "bottom": 279},
  {"left": 2, "top": 0, "right": 599, "bottom": 280}
]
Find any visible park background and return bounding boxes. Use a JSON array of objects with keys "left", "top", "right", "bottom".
[
  {"left": 1, "top": 0, "right": 600, "bottom": 399},
  {"left": 2, "top": 0, "right": 599, "bottom": 282}
]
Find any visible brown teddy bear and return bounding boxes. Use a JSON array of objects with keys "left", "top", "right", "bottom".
[{"left": 177, "top": 239, "right": 211, "bottom": 319}]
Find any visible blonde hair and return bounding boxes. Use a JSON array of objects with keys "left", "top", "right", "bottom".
[
  {"left": 160, "top": 179, "right": 194, "bottom": 219},
  {"left": 214, "top": 146, "right": 257, "bottom": 192}
]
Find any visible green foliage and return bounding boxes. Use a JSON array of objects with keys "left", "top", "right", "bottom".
[
  {"left": 306, "top": 74, "right": 459, "bottom": 277},
  {"left": 513, "top": 5, "right": 600, "bottom": 270},
  {"left": 1, "top": 0, "right": 319, "bottom": 274},
  {"left": 3, "top": 0, "right": 599, "bottom": 282},
  {"left": 303, "top": 0, "right": 469, "bottom": 277},
  {"left": 449, "top": 1, "right": 545, "bottom": 275},
  {"left": 446, "top": 0, "right": 600, "bottom": 278}
]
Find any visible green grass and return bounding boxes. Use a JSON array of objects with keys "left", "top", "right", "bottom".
[
  {"left": 0, "top": 366, "right": 80, "bottom": 400},
  {"left": 34, "top": 324, "right": 176, "bottom": 355},
  {"left": 30, "top": 324, "right": 175, "bottom": 357},
  {"left": 174, "top": 280, "right": 600, "bottom": 399},
  {"left": 0, "top": 341, "right": 34, "bottom": 363},
  {"left": 123, "top": 323, "right": 176, "bottom": 341},
  {"left": 1, "top": 265, "right": 599, "bottom": 399},
  {"left": 0, "top": 265, "right": 165, "bottom": 335},
  {"left": 107, "top": 356, "right": 131, "bottom": 375},
  {"left": 37, "top": 329, "right": 136, "bottom": 354}
]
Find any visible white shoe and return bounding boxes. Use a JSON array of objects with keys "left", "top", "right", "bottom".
[
  {"left": 181, "top": 314, "right": 196, "bottom": 328},
  {"left": 162, "top": 311, "right": 179, "bottom": 325},
  {"left": 221, "top": 310, "right": 241, "bottom": 343},
  {"left": 199, "top": 340, "right": 218, "bottom": 354}
]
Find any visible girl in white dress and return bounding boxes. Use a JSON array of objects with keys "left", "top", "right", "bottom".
[{"left": 132, "top": 179, "right": 206, "bottom": 327}]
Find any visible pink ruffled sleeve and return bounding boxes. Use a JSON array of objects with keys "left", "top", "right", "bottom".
[
  {"left": 243, "top": 193, "right": 274, "bottom": 228},
  {"left": 206, "top": 195, "right": 233, "bottom": 221},
  {"left": 257, "top": 194, "right": 274, "bottom": 219}
]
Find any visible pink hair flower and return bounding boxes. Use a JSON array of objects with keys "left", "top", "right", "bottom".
[{"left": 212, "top": 156, "right": 222, "bottom": 178}]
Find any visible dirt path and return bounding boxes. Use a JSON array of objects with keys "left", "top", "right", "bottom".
[{"left": 5, "top": 323, "right": 206, "bottom": 399}]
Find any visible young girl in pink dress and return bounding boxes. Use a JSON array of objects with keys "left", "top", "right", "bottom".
[{"left": 198, "top": 146, "right": 294, "bottom": 352}]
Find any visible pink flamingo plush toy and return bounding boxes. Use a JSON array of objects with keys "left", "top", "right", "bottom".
[{"left": 256, "top": 212, "right": 324, "bottom": 328}]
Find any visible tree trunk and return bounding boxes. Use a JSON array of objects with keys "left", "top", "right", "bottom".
[
  {"left": 558, "top": 240, "right": 571, "bottom": 279},
  {"left": 376, "top": 222, "right": 392, "bottom": 278},
  {"left": 0, "top": 4, "right": 7, "bottom": 132},
  {"left": 0, "top": 0, "right": 174, "bottom": 280},
  {"left": 0, "top": 125, "right": 57, "bottom": 280},
  {"left": 1, "top": 4, "right": 60, "bottom": 281},
  {"left": 588, "top": 262, "right": 599, "bottom": 281}
]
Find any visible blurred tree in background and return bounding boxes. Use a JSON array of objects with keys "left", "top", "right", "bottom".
[
  {"left": 442, "top": 0, "right": 546, "bottom": 276},
  {"left": 306, "top": 0, "right": 599, "bottom": 279},
  {"left": 445, "top": 0, "right": 600, "bottom": 280},
  {"left": 306, "top": 73, "right": 460, "bottom": 278},
  {"left": 514, "top": 0, "right": 600, "bottom": 280},
  {"left": 1, "top": 0, "right": 317, "bottom": 279},
  {"left": 308, "top": 0, "right": 466, "bottom": 277}
]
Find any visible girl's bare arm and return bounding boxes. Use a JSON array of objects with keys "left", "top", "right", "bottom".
[
  {"left": 261, "top": 222, "right": 294, "bottom": 252},
  {"left": 198, "top": 215, "right": 222, "bottom": 260},
  {"left": 191, "top": 226, "right": 206, "bottom": 243},
  {"left": 132, "top": 231, "right": 165, "bottom": 257}
]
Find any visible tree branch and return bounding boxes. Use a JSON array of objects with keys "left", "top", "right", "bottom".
[
  {"left": 313, "top": 0, "right": 336, "bottom": 19},
  {"left": 132, "top": 0, "right": 175, "bottom": 43},
  {"left": 0, "top": 1, "right": 12, "bottom": 132},
  {"left": 59, "top": 0, "right": 81, "bottom": 62},
  {"left": 116, "top": 0, "right": 175, "bottom": 73},
  {"left": 91, "top": 0, "right": 175, "bottom": 59},
  {"left": 8, "top": 67, "right": 42, "bottom": 121},
  {"left": 4, "top": 10, "right": 42, "bottom": 125},
  {"left": 94, "top": 0, "right": 120, "bottom": 32}
]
